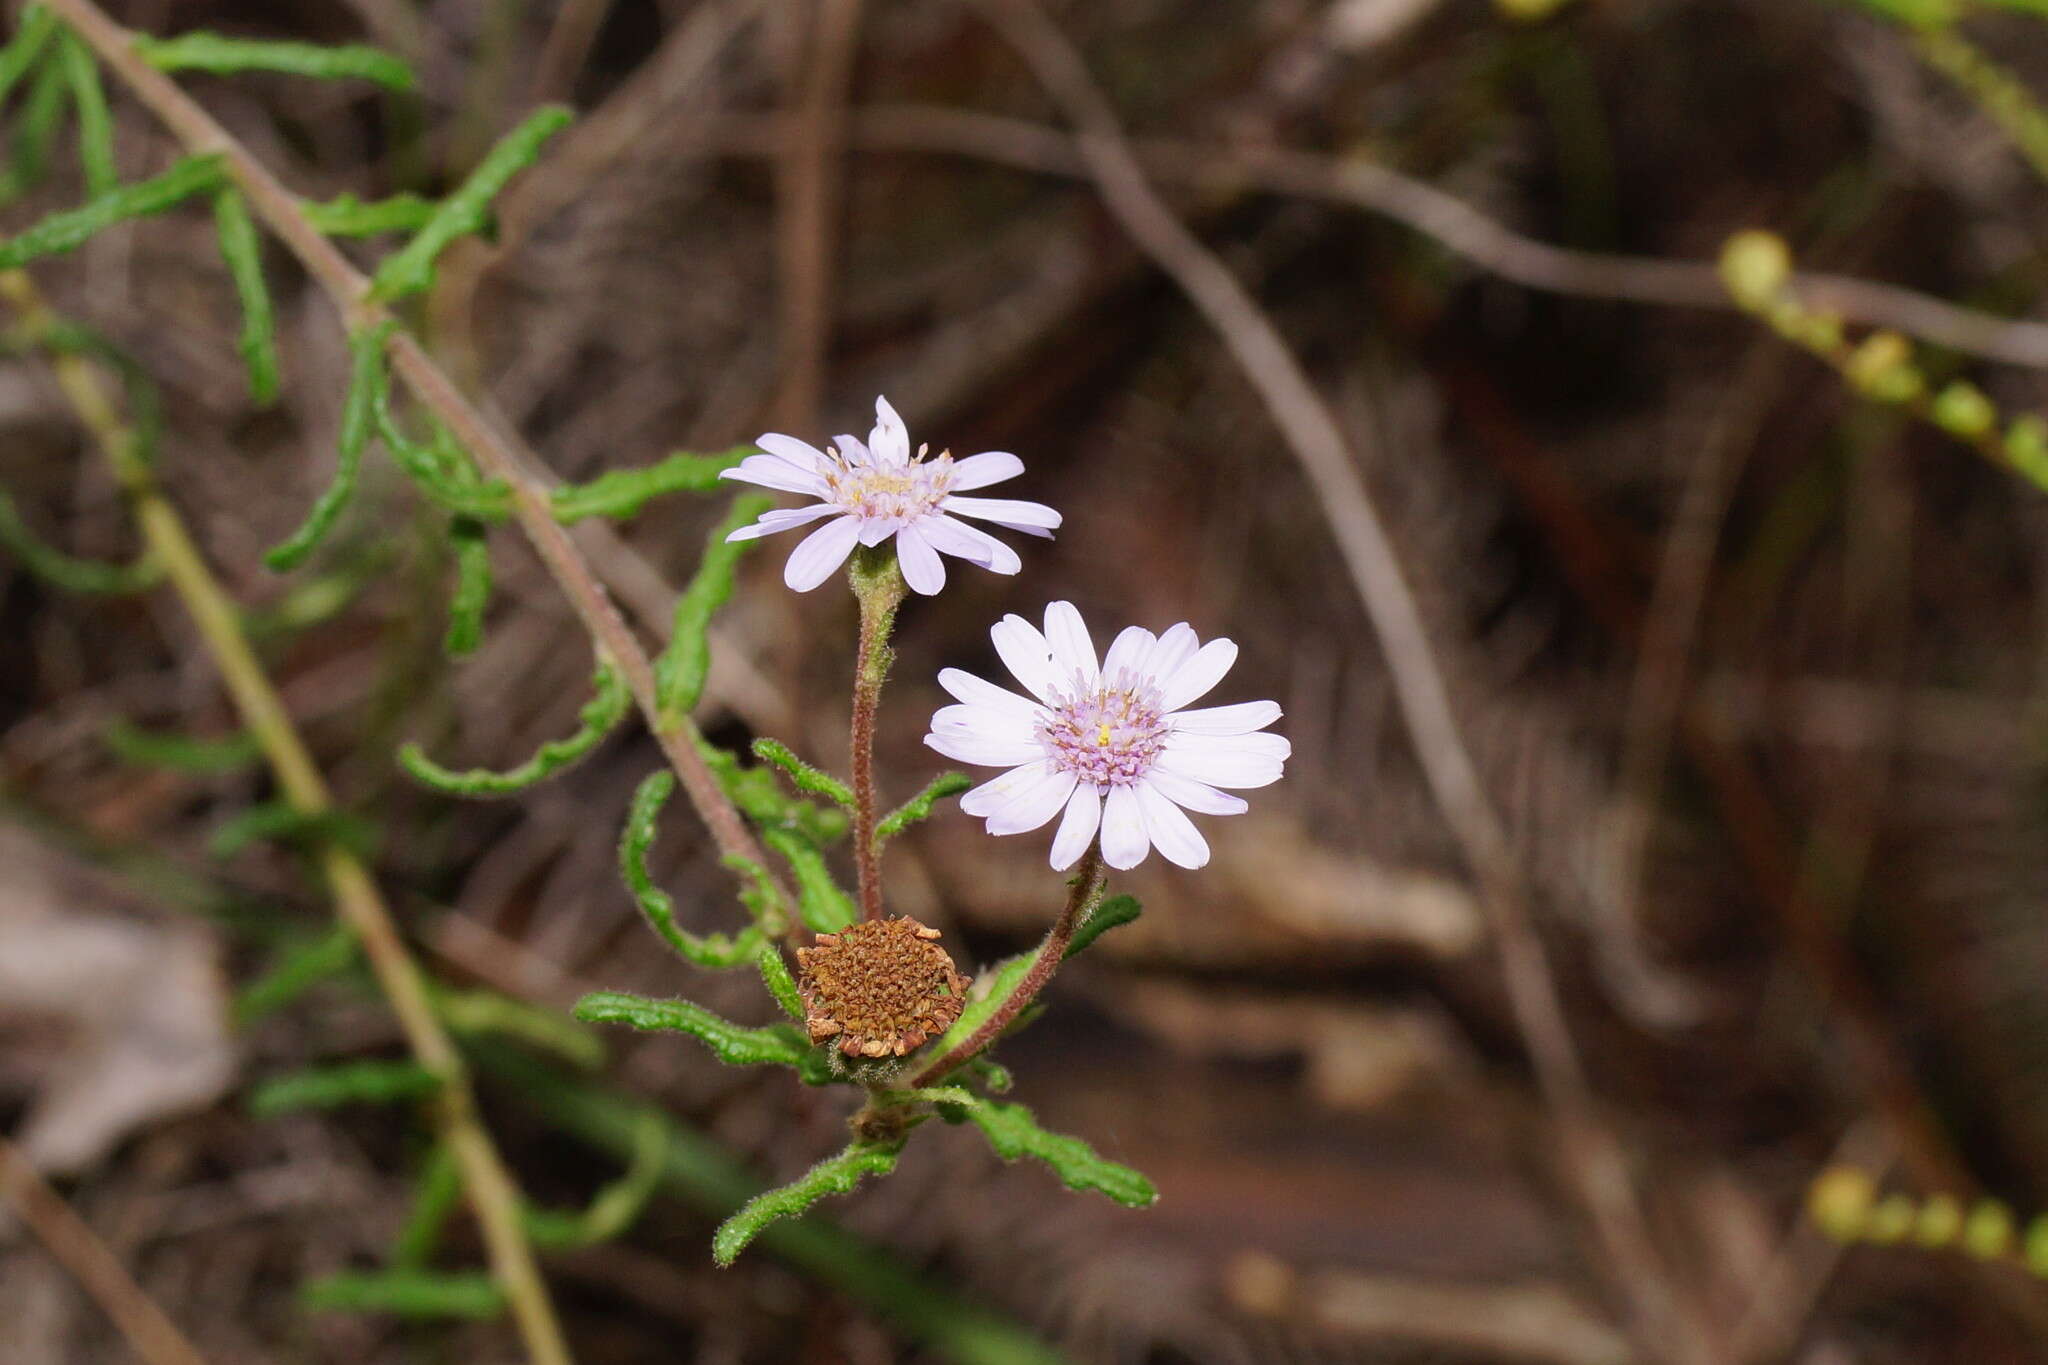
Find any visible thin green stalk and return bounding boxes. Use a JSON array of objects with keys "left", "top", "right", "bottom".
[{"left": 848, "top": 545, "right": 906, "bottom": 921}]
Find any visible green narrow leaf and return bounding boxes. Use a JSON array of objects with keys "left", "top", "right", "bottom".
[
  {"left": 752, "top": 737, "right": 855, "bottom": 808},
  {"left": 209, "top": 802, "right": 375, "bottom": 859},
  {"left": 963, "top": 1056, "right": 1013, "bottom": 1094},
  {"left": 758, "top": 944, "right": 805, "bottom": 1024},
  {"left": 434, "top": 987, "right": 604, "bottom": 1071},
  {"left": 722, "top": 852, "right": 784, "bottom": 931},
  {"left": 0, "top": 7, "right": 57, "bottom": 108},
  {"left": 763, "top": 827, "right": 856, "bottom": 932},
  {"left": 960, "top": 1099, "right": 1157, "bottom": 1209},
  {"left": 712, "top": 1142, "right": 902, "bottom": 1267},
  {"left": 300, "top": 190, "right": 439, "bottom": 238},
  {"left": 922, "top": 950, "right": 1035, "bottom": 1072},
  {"left": 299, "top": 1270, "right": 503, "bottom": 1321},
  {"left": 617, "top": 771, "right": 764, "bottom": 967},
  {"left": 265, "top": 320, "right": 390, "bottom": 570},
  {"left": 26, "top": 319, "right": 164, "bottom": 465},
  {"left": 136, "top": 32, "right": 415, "bottom": 91},
  {"left": 697, "top": 739, "right": 855, "bottom": 933},
  {"left": 233, "top": 924, "right": 357, "bottom": 1026},
  {"left": 877, "top": 771, "right": 972, "bottom": 841},
  {"left": 1063, "top": 893, "right": 1142, "bottom": 960},
  {"left": 371, "top": 105, "right": 572, "bottom": 302},
  {"left": 391, "top": 1143, "right": 461, "bottom": 1268},
  {"left": 0, "top": 57, "right": 69, "bottom": 206},
  {"left": 572, "top": 990, "right": 809, "bottom": 1068},
  {"left": 211, "top": 187, "right": 280, "bottom": 404},
  {"left": 655, "top": 493, "right": 774, "bottom": 722},
  {"left": 370, "top": 404, "right": 511, "bottom": 520},
  {"left": 442, "top": 516, "right": 491, "bottom": 656},
  {"left": 549, "top": 448, "right": 752, "bottom": 523},
  {"left": 0, "top": 156, "right": 224, "bottom": 267},
  {"left": 0, "top": 488, "right": 158, "bottom": 593},
  {"left": 400, "top": 658, "right": 629, "bottom": 796},
  {"left": 57, "top": 33, "right": 115, "bottom": 196},
  {"left": 247, "top": 1059, "right": 440, "bottom": 1118},
  {"left": 523, "top": 1112, "right": 666, "bottom": 1250},
  {"left": 103, "top": 721, "right": 258, "bottom": 774}
]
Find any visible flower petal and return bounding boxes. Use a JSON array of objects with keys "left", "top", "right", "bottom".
[
  {"left": 755, "top": 434, "right": 831, "bottom": 473},
  {"left": 1143, "top": 767, "right": 1248, "bottom": 816},
  {"left": 870, "top": 395, "right": 910, "bottom": 466},
  {"left": 721, "top": 454, "right": 827, "bottom": 495},
  {"left": 1099, "top": 784, "right": 1150, "bottom": 869},
  {"left": 1100, "top": 626, "right": 1155, "bottom": 683},
  {"left": 857, "top": 516, "right": 901, "bottom": 547},
  {"left": 782, "top": 515, "right": 863, "bottom": 592},
  {"left": 1154, "top": 739, "right": 1285, "bottom": 789},
  {"left": 834, "top": 434, "right": 871, "bottom": 466},
  {"left": 1169, "top": 699, "right": 1281, "bottom": 736},
  {"left": 947, "top": 451, "right": 1024, "bottom": 490},
  {"left": 941, "top": 495, "right": 1063, "bottom": 531},
  {"left": 961, "top": 762, "right": 1052, "bottom": 817},
  {"left": 1136, "top": 780, "right": 1210, "bottom": 869},
  {"left": 1159, "top": 637, "right": 1239, "bottom": 711},
  {"left": 930, "top": 704, "right": 1035, "bottom": 745},
  {"left": 724, "top": 503, "right": 841, "bottom": 541},
  {"left": 1042, "top": 601, "right": 1097, "bottom": 689},
  {"left": 1169, "top": 730, "right": 1291, "bottom": 764},
  {"left": 896, "top": 523, "right": 946, "bottom": 595},
  {"left": 923, "top": 727, "right": 1047, "bottom": 768},
  {"left": 990, "top": 614, "right": 1058, "bottom": 703},
  {"left": 1143, "top": 623, "right": 1198, "bottom": 681},
  {"left": 938, "top": 667, "right": 1043, "bottom": 718},
  {"left": 921, "top": 514, "right": 1021, "bottom": 574},
  {"left": 986, "top": 768, "right": 1078, "bottom": 836},
  {"left": 1048, "top": 784, "right": 1102, "bottom": 870}
]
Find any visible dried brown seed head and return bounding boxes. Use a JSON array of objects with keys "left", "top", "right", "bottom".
[{"left": 794, "top": 916, "right": 969, "bottom": 1059}]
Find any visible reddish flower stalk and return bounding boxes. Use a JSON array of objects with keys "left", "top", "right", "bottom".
[{"left": 849, "top": 546, "right": 907, "bottom": 921}]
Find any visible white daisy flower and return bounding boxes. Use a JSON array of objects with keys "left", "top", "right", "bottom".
[
  {"left": 721, "top": 395, "right": 1062, "bottom": 595},
  {"left": 924, "top": 601, "right": 1287, "bottom": 871}
]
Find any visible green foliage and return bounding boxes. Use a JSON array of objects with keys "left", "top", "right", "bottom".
[
  {"left": 753, "top": 737, "right": 855, "bottom": 808},
  {"left": 247, "top": 1059, "right": 441, "bottom": 1118},
  {"left": 442, "top": 516, "right": 491, "bottom": 656},
  {"left": 1063, "top": 893, "right": 1142, "bottom": 960},
  {"left": 1911, "top": 25, "right": 2048, "bottom": 183},
  {"left": 0, "top": 57, "right": 68, "bottom": 205},
  {"left": 233, "top": 924, "right": 358, "bottom": 1026},
  {"left": 135, "top": 32, "right": 416, "bottom": 92},
  {"left": 21, "top": 320, "right": 164, "bottom": 464},
  {"left": 0, "top": 488, "right": 159, "bottom": 593},
  {"left": 370, "top": 105, "right": 573, "bottom": 302},
  {"left": 300, "top": 191, "right": 439, "bottom": 238},
  {"left": 57, "top": 34, "right": 114, "bottom": 197},
  {"left": 391, "top": 1143, "right": 461, "bottom": 1268},
  {"left": 103, "top": 721, "right": 257, "bottom": 773},
  {"left": 877, "top": 771, "right": 972, "bottom": 841},
  {"left": 697, "top": 738, "right": 855, "bottom": 932},
  {"left": 0, "top": 8, "right": 56, "bottom": 107},
  {"left": 655, "top": 493, "right": 773, "bottom": 721},
  {"left": 549, "top": 448, "right": 752, "bottom": 523},
  {"left": 435, "top": 988, "right": 604, "bottom": 1071},
  {"left": 211, "top": 188, "right": 280, "bottom": 404},
  {"left": 1840, "top": 0, "right": 1960, "bottom": 26},
  {"left": 572, "top": 990, "right": 810, "bottom": 1068},
  {"left": 209, "top": 802, "right": 375, "bottom": 859},
  {"left": 924, "top": 951, "right": 1035, "bottom": 1072},
  {"left": 959, "top": 1099, "right": 1157, "bottom": 1208},
  {"left": 712, "top": 1142, "right": 903, "bottom": 1267},
  {"left": 371, "top": 404, "right": 511, "bottom": 521},
  {"left": 265, "top": 321, "right": 390, "bottom": 571},
  {"left": 523, "top": 1112, "right": 666, "bottom": 1250},
  {"left": 0, "top": 155, "right": 224, "bottom": 268},
  {"left": 299, "top": 1270, "right": 504, "bottom": 1320},
  {"left": 963, "top": 1057, "right": 1014, "bottom": 1094},
  {"left": 618, "top": 771, "right": 765, "bottom": 967},
  {"left": 758, "top": 944, "right": 805, "bottom": 1023},
  {"left": 401, "top": 658, "right": 629, "bottom": 796}
]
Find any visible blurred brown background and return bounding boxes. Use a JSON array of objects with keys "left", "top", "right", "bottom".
[{"left": 7, "top": 0, "right": 2048, "bottom": 1361}]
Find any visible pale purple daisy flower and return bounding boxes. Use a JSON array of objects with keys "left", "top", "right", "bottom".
[
  {"left": 924, "top": 602, "right": 1287, "bottom": 871},
  {"left": 721, "top": 395, "right": 1062, "bottom": 595}
]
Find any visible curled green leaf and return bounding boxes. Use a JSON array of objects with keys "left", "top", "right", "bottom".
[
  {"left": 712, "top": 1142, "right": 902, "bottom": 1267},
  {"left": 549, "top": 448, "right": 752, "bottom": 523},
  {"left": 442, "top": 516, "right": 492, "bottom": 656},
  {"left": 371, "top": 405, "right": 511, "bottom": 521},
  {"left": 758, "top": 944, "right": 804, "bottom": 1023},
  {"left": 655, "top": 493, "right": 774, "bottom": 722},
  {"left": 211, "top": 187, "right": 280, "bottom": 404},
  {"left": 0, "top": 155, "right": 224, "bottom": 268},
  {"left": 572, "top": 990, "right": 808, "bottom": 1068},
  {"left": 136, "top": 32, "right": 416, "bottom": 92},
  {"left": 698, "top": 739, "right": 854, "bottom": 933},
  {"left": 435, "top": 988, "right": 604, "bottom": 1071},
  {"left": 877, "top": 771, "right": 972, "bottom": 841},
  {"left": 523, "top": 1112, "right": 666, "bottom": 1250},
  {"left": 371, "top": 105, "right": 572, "bottom": 302},
  {"left": 299, "top": 1270, "right": 503, "bottom": 1321},
  {"left": 400, "top": 658, "right": 629, "bottom": 796},
  {"left": 0, "top": 487, "right": 158, "bottom": 594},
  {"left": 619, "top": 771, "right": 764, "bottom": 967},
  {"left": 265, "top": 321, "right": 391, "bottom": 571},
  {"left": 247, "top": 1059, "right": 441, "bottom": 1118},
  {"left": 1063, "top": 893, "right": 1142, "bottom": 961},
  {"left": 752, "top": 737, "right": 855, "bottom": 808},
  {"left": 961, "top": 1099, "right": 1157, "bottom": 1208}
]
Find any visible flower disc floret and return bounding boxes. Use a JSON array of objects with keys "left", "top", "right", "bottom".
[
  {"left": 925, "top": 601, "right": 1288, "bottom": 871},
  {"left": 795, "top": 916, "right": 970, "bottom": 1059},
  {"left": 722, "top": 395, "right": 1061, "bottom": 596}
]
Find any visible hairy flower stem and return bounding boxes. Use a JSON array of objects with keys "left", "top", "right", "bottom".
[
  {"left": 0, "top": 269, "right": 572, "bottom": 1365},
  {"left": 907, "top": 844, "right": 1103, "bottom": 1089},
  {"left": 848, "top": 545, "right": 906, "bottom": 922}
]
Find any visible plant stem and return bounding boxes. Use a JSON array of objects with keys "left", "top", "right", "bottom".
[
  {"left": 847, "top": 545, "right": 906, "bottom": 921},
  {"left": 907, "top": 844, "right": 1101, "bottom": 1089},
  {"left": 0, "top": 268, "right": 572, "bottom": 1365},
  {"left": 36, "top": 0, "right": 790, "bottom": 926}
]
